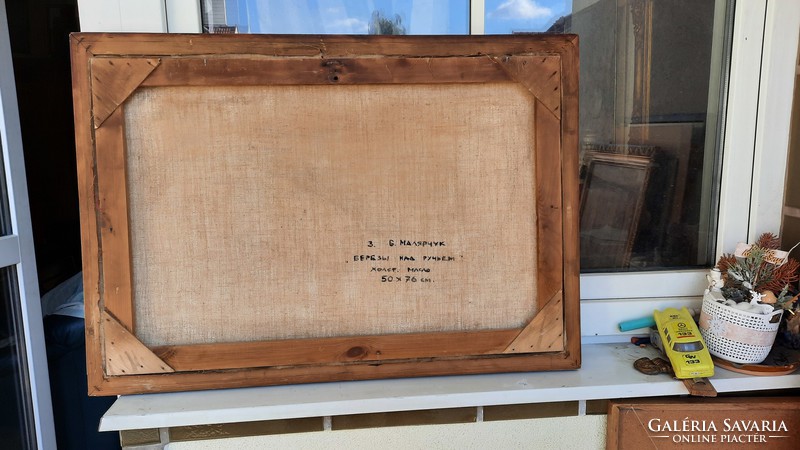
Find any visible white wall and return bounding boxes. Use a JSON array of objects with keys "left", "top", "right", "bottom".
[
  {"left": 164, "top": 415, "right": 607, "bottom": 450},
  {"left": 76, "top": 0, "right": 201, "bottom": 32}
]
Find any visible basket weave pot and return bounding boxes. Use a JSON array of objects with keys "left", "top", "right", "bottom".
[{"left": 698, "top": 294, "right": 783, "bottom": 364}]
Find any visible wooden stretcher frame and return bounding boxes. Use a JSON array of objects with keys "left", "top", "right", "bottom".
[{"left": 70, "top": 33, "right": 580, "bottom": 395}]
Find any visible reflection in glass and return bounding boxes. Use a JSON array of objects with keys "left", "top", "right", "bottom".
[
  {"left": 0, "top": 266, "right": 34, "bottom": 449},
  {"left": 0, "top": 140, "right": 13, "bottom": 236},
  {"left": 489, "top": 0, "right": 729, "bottom": 271},
  {"left": 201, "top": 0, "right": 469, "bottom": 34}
]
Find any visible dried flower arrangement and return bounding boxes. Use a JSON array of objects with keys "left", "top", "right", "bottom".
[
  {"left": 699, "top": 233, "right": 800, "bottom": 363},
  {"left": 714, "top": 232, "right": 799, "bottom": 313}
]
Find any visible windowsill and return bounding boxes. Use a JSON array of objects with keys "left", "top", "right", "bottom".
[{"left": 98, "top": 341, "right": 800, "bottom": 432}]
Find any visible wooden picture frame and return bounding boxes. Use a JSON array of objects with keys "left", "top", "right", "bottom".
[
  {"left": 579, "top": 146, "right": 654, "bottom": 269},
  {"left": 70, "top": 33, "right": 580, "bottom": 395}
]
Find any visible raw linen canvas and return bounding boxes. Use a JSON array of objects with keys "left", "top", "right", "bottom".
[
  {"left": 70, "top": 33, "right": 581, "bottom": 395},
  {"left": 125, "top": 83, "right": 537, "bottom": 345}
]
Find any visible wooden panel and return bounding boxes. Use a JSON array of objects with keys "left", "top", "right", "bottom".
[
  {"left": 495, "top": 56, "right": 562, "bottom": 118},
  {"left": 71, "top": 33, "right": 579, "bottom": 59},
  {"left": 154, "top": 329, "right": 520, "bottom": 372},
  {"left": 534, "top": 99, "right": 564, "bottom": 302},
  {"left": 607, "top": 398, "right": 800, "bottom": 449},
  {"left": 503, "top": 290, "right": 564, "bottom": 354},
  {"left": 70, "top": 33, "right": 581, "bottom": 395},
  {"left": 141, "top": 57, "right": 508, "bottom": 86},
  {"left": 92, "top": 351, "right": 580, "bottom": 396},
  {"left": 90, "top": 57, "right": 159, "bottom": 128},
  {"left": 94, "top": 107, "right": 134, "bottom": 331},
  {"left": 559, "top": 35, "right": 581, "bottom": 366},
  {"left": 70, "top": 36, "right": 106, "bottom": 394},
  {"left": 102, "top": 312, "right": 173, "bottom": 375}
]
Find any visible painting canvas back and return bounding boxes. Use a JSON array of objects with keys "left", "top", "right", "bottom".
[{"left": 70, "top": 33, "right": 580, "bottom": 395}]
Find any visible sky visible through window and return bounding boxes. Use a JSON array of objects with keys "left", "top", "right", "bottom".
[
  {"left": 485, "top": 0, "right": 571, "bottom": 34},
  {"left": 221, "top": 0, "right": 571, "bottom": 34}
]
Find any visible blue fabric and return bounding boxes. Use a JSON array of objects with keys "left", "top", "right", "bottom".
[
  {"left": 44, "top": 315, "right": 119, "bottom": 449},
  {"left": 41, "top": 272, "right": 84, "bottom": 318}
]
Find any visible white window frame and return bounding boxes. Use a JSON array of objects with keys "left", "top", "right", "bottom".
[
  {"left": 75, "top": 0, "right": 800, "bottom": 317},
  {"left": 0, "top": 2, "right": 56, "bottom": 448}
]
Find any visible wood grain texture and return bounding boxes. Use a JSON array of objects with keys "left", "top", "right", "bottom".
[
  {"left": 503, "top": 290, "right": 563, "bottom": 353},
  {"left": 154, "top": 329, "right": 520, "bottom": 372},
  {"left": 69, "top": 33, "right": 582, "bottom": 395},
  {"left": 559, "top": 36, "right": 581, "bottom": 367},
  {"left": 607, "top": 398, "right": 800, "bottom": 450},
  {"left": 70, "top": 35, "right": 106, "bottom": 395},
  {"left": 90, "top": 57, "right": 159, "bottom": 128},
  {"left": 94, "top": 350, "right": 580, "bottom": 396},
  {"left": 682, "top": 377, "right": 717, "bottom": 397},
  {"left": 534, "top": 99, "right": 564, "bottom": 303},
  {"left": 141, "top": 56, "right": 509, "bottom": 87},
  {"left": 102, "top": 312, "right": 173, "bottom": 376},
  {"left": 494, "top": 55, "right": 562, "bottom": 118},
  {"left": 94, "top": 107, "right": 134, "bottom": 332},
  {"left": 70, "top": 33, "right": 579, "bottom": 59}
]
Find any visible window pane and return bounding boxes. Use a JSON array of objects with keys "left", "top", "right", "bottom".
[
  {"left": 488, "top": 0, "right": 729, "bottom": 272},
  {"left": 0, "top": 266, "right": 35, "bottom": 449},
  {"left": 0, "top": 151, "right": 30, "bottom": 447},
  {"left": 485, "top": 0, "right": 572, "bottom": 33},
  {"left": 201, "top": 0, "right": 470, "bottom": 34},
  {"left": 0, "top": 140, "right": 13, "bottom": 236}
]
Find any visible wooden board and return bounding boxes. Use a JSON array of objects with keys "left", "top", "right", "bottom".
[
  {"left": 712, "top": 355, "right": 800, "bottom": 375},
  {"left": 70, "top": 33, "right": 580, "bottom": 395},
  {"left": 607, "top": 397, "right": 800, "bottom": 449}
]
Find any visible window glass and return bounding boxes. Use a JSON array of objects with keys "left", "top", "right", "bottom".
[
  {"left": 489, "top": 0, "right": 728, "bottom": 273},
  {"left": 484, "top": 0, "right": 572, "bottom": 33},
  {"left": 0, "top": 123, "right": 34, "bottom": 450},
  {"left": 200, "top": 0, "right": 731, "bottom": 274},
  {"left": 0, "top": 140, "right": 12, "bottom": 236},
  {"left": 201, "top": 0, "right": 469, "bottom": 34},
  {"left": 0, "top": 266, "right": 34, "bottom": 449}
]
